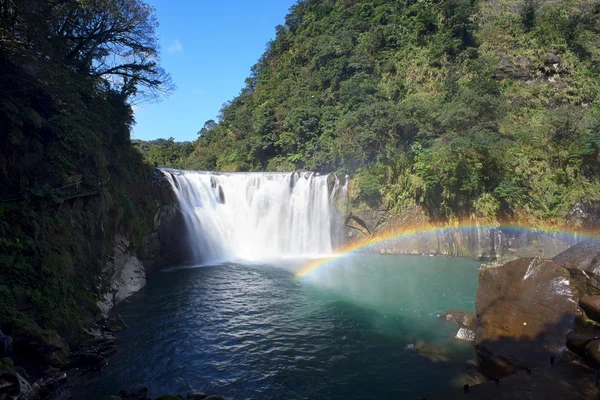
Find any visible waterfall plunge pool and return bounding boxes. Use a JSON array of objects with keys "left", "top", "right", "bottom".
[{"left": 82, "top": 254, "right": 480, "bottom": 399}]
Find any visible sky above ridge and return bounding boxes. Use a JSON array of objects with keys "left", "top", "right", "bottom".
[{"left": 133, "top": 0, "right": 297, "bottom": 142}]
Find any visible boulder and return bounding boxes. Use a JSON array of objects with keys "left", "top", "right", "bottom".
[
  {"left": 475, "top": 258, "right": 578, "bottom": 377},
  {"left": 585, "top": 339, "right": 600, "bottom": 369},
  {"left": 118, "top": 383, "right": 149, "bottom": 400},
  {"left": 553, "top": 242, "right": 600, "bottom": 296},
  {"left": 567, "top": 330, "right": 600, "bottom": 356},
  {"left": 580, "top": 296, "right": 600, "bottom": 323}
]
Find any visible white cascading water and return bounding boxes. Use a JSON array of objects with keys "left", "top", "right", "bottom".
[{"left": 163, "top": 170, "right": 339, "bottom": 263}]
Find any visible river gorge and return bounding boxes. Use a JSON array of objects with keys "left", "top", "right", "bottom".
[{"left": 72, "top": 170, "right": 600, "bottom": 399}]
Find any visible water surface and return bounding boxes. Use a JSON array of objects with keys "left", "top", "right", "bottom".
[{"left": 83, "top": 255, "right": 479, "bottom": 399}]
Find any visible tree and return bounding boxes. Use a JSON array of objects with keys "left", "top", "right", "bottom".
[
  {"left": 199, "top": 119, "right": 217, "bottom": 136},
  {"left": 0, "top": 0, "right": 173, "bottom": 102}
]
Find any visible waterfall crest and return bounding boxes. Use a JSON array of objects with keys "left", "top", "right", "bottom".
[{"left": 163, "top": 170, "right": 340, "bottom": 263}]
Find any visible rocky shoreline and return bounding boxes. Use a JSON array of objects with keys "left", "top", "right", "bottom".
[{"left": 435, "top": 241, "right": 600, "bottom": 398}]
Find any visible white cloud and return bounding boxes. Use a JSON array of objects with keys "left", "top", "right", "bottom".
[{"left": 167, "top": 39, "right": 183, "bottom": 54}]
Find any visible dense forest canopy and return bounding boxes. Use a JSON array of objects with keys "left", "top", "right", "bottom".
[
  {"left": 0, "top": 0, "right": 169, "bottom": 333},
  {"left": 181, "top": 0, "right": 600, "bottom": 221}
]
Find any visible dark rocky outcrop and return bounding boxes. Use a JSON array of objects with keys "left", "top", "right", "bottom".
[
  {"left": 474, "top": 258, "right": 578, "bottom": 377},
  {"left": 0, "top": 368, "right": 32, "bottom": 399},
  {"left": 584, "top": 339, "right": 600, "bottom": 370}
]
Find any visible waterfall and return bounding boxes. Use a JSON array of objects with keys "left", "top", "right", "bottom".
[{"left": 163, "top": 170, "right": 340, "bottom": 263}]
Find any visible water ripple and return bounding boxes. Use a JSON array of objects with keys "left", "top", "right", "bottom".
[{"left": 81, "top": 255, "right": 479, "bottom": 400}]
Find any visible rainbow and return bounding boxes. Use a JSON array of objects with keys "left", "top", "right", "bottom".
[{"left": 295, "top": 221, "right": 600, "bottom": 277}]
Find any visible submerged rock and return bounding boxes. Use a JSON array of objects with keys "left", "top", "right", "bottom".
[{"left": 475, "top": 258, "right": 578, "bottom": 377}]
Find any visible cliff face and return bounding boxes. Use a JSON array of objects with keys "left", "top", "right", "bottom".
[
  {"left": 340, "top": 196, "right": 598, "bottom": 263},
  {"left": 96, "top": 175, "right": 191, "bottom": 315}
]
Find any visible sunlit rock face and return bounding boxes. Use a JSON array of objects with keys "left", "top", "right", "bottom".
[
  {"left": 475, "top": 258, "right": 578, "bottom": 377},
  {"left": 163, "top": 170, "right": 345, "bottom": 263},
  {"left": 98, "top": 235, "right": 147, "bottom": 315}
]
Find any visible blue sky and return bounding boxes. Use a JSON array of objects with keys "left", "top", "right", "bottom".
[{"left": 133, "top": 0, "right": 297, "bottom": 142}]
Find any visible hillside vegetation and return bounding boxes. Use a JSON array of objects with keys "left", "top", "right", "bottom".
[
  {"left": 0, "top": 0, "right": 170, "bottom": 336},
  {"left": 182, "top": 0, "right": 600, "bottom": 222}
]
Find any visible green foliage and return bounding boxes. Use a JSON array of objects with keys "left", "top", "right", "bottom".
[
  {"left": 181, "top": 0, "right": 600, "bottom": 221},
  {"left": 0, "top": 0, "right": 166, "bottom": 337},
  {"left": 133, "top": 138, "right": 193, "bottom": 168},
  {"left": 0, "top": 357, "right": 14, "bottom": 372}
]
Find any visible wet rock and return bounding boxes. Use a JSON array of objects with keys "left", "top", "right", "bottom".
[
  {"left": 567, "top": 330, "right": 600, "bottom": 356},
  {"left": 413, "top": 341, "right": 451, "bottom": 363},
  {"left": 440, "top": 310, "right": 477, "bottom": 341},
  {"left": 553, "top": 242, "right": 600, "bottom": 296},
  {"left": 30, "top": 371, "right": 68, "bottom": 398},
  {"left": 118, "top": 383, "right": 149, "bottom": 400},
  {"left": 585, "top": 339, "right": 600, "bottom": 369},
  {"left": 68, "top": 351, "right": 108, "bottom": 370},
  {"left": 0, "top": 369, "right": 32, "bottom": 399},
  {"left": 187, "top": 393, "right": 207, "bottom": 400},
  {"left": 580, "top": 296, "right": 600, "bottom": 322},
  {"left": 475, "top": 258, "right": 578, "bottom": 377},
  {"left": 440, "top": 310, "right": 477, "bottom": 331},
  {"left": 106, "top": 313, "right": 128, "bottom": 332}
]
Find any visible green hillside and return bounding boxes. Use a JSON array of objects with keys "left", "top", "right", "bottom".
[{"left": 183, "top": 0, "right": 600, "bottom": 221}]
